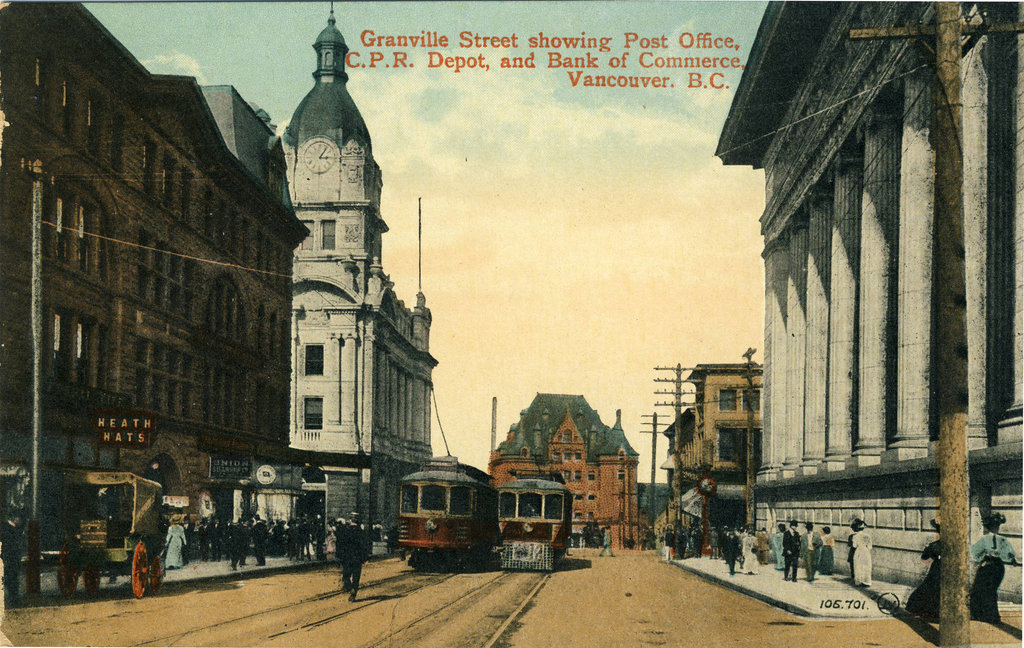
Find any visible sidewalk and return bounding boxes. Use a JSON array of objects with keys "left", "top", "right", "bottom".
[{"left": 670, "top": 556, "right": 914, "bottom": 619}]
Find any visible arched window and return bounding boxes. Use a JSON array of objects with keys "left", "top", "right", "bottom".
[{"left": 520, "top": 447, "right": 529, "bottom": 458}]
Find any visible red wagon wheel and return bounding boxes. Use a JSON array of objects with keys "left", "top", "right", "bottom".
[
  {"left": 131, "top": 541, "right": 148, "bottom": 599},
  {"left": 148, "top": 553, "right": 163, "bottom": 594},
  {"left": 82, "top": 564, "right": 100, "bottom": 596},
  {"left": 56, "top": 543, "right": 78, "bottom": 596}
]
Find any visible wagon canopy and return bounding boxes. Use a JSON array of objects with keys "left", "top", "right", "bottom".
[{"left": 64, "top": 471, "right": 163, "bottom": 536}]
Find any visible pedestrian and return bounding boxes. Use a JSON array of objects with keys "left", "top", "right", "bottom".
[
  {"left": 687, "top": 526, "right": 700, "bottom": 558},
  {"left": 163, "top": 517, "right": 187, "bottom": 569},
  {"left": 198, "top": 519, "right": 210, "bottom": 561},
  {"left": 722, "top": 527, "right": 741, "bottom": 575},
  {"left": 849, "top": 518, "right": 872, "bottom": 586},
  {"left": 337, "top": 513, "right": 368, "bottom": 601},
  {"left": 771, "top": 523, "right": 786, "bottom": 571},
  {"left": 237, "top": 519, "right": 251, "bottom": 567},
  {"left": 906, "top": 519, "right": 941, "bottom": 621},
  {"left": 674, "top": 524, "right": 685, "bottom": 560},
  {"left": 755, "top": 528, "right": 770, "bottom": 565},
  {"left": 315, "top": 514, "right": 326, "bottom": 560},
  {"left": 782, "top": 520, "right": 800, "bottom": 582},
  {"left": 1, "top": 513, "right": 26, "bottom": 608},
  {"left": 970, "top": 512, "right": 1018, "bottom": 623},
  {"left": 326, "top": 522, "right": 337, "bottom": 560},
  {"left": 252, "top": 515, "right": 268, "bottom": 566},
  {"left": 801, "top": 522, "right": 822, "bottom": 582},
  {"left": 817, "top": 526, "right": 835, "bottom": 576},
  {"left": 741, "top": 527, "right": 759, "bottom": 575},
  {"left": 210, "top": 519, "right": 223, "bottom": 561},
  {"left": 709, "top": 526, "right": 720, "bottom": 559},
  {"left": 599, "top": 527, "right": 615, "bottom": 557},
  {"left": 663, "top": 526, "right": 675, "bottom": 561}
]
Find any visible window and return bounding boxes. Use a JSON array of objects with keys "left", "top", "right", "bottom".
[
  {"left": 61, "top": 80, "right": 72, "bottom": 134},
  {"left": 304, "top": 345, "right": 324, "bottom": 376},
  {"left": 321, "top": 220, "right": 336, "bottom": 250},
  {"left": 303, "top": 397, "right": 323, "bottom": 429},
  {"left": 574, "top": 452, "right": 582, "bottom": 461},
  {"left": 55, "top": 196, "right": 69, "bottom": 262},
  {"left": 518, "top": 493, "right": 541, "bottom": 518},
  {"left": 719, "top": 389, "right": 738, "bottom": 411},
  {"left": 180, "top": 169, "right": 192, "bottom": 221},
  {"left": 77, "top": 203, "right": 91, "bottom": 273},
  {"left": 143, "top": 142, "right": 157, "bottom": 194},
  {"left": 420, "top": 485, "right": 446, "bottom": 512},
  {"left": 543, "top": 494, "right": 563, "bottom": 520},
  {"left": 86, "top": 96, "right": 101, "bottom": 155},
  {"left": 573, "top": 471, "right": 581, "bottom": 481},
  {"left": 499, "top": 492, "right": 517, "bottom": 518},
  {"left": 574, "top": 493, "right": 583, "bottom": 500},
  {"left": 742, "top": 389, "right": 761, "bottom": 412},
  {"left": 588, "top": 472, "right": 595, "bottom": 481},
  {"left": 401, "top": 485, "right": 418, "bottom": 513},
  {"left": 109, "top": 115, "right": 124, "bottom": 172},
  {"left": 617, "top": 469, "right": 625, "bottom": 481},
  {"left": 587, "top": 494, "right": 596, "bottom": 501},
  {"left": 450, "top": 486, "right": 472, "bottom": 515},
  {"left": 299, "top": 221, "right": 314, "bottom": 250},
  {"left": 573, "top": 511, "right": 580, "bottom": 521},
  {"left": 33, "top": 58, "right": 45, "bottom": 117},
  {"left": 52, "top": 313, "right": 69, "bottom": 380},
  {"left": 718, "top": 428, "right": 745, "bottom": 463}
]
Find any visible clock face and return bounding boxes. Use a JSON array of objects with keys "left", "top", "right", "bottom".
[{"left": 300, "top": 138, "right": 337, "bottom": 174}]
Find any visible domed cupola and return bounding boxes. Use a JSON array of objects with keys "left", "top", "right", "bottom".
[{"left": 284, "top": 9, "right": 370, "bottom": 150}]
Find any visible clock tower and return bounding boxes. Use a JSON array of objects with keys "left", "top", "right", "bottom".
[{"left": 284, "top": 11, "right": 435, "bottom": 529}]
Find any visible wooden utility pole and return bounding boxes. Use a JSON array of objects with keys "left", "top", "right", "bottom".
[
  {"left": 654, "top": 364, "right": 694, "bottom": 528},
  {"left": 640, "top": 412, "right": 659, "bottom": 531},
  {"left": 849, "top": 5, "right": 1024, "bottom": 644}
]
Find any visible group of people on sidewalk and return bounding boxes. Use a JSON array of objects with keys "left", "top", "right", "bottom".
[{"left": 774, "top": 519, "right": 841, "bottom": 583}]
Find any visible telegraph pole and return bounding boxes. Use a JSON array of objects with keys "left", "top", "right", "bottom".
[
  {"left": 654, "top": 364, "right": 694, "bottom": 529},
  {"left": 848, "top": 6, "right": 1024, "bottom": 644},
  {"left": 639, "top": 412, "right": 659, "bottom": 533}
]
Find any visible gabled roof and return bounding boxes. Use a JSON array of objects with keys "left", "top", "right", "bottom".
[{"left": 496, "top": 393, "right": 639, "bottom": 462}]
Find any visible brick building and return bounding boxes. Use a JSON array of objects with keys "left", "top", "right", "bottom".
[
  {"left": 718, "top": 2, "right": 1021, "bottom": 599},
  {"left": 489, "top": 394, "right": 639, "bottom": 549},
  {"left": 0, "top": 3, "right": 306, "bottom": 547},
  {"left": 661, "top": 364, "right": 762, "bottom": 528}
]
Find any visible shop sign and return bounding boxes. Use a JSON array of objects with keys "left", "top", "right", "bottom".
[
  {"left": 92, "top": 409, "right": 156, "bottom": 447},
  {"left": 210, "top": 456, "right": 251, "bottom": 480},
  {"left": 255, "top": 464, "right": 277, "bottom": 485},
  {"left": 163, "top": 495, "right": 189, "bottom": 507}
]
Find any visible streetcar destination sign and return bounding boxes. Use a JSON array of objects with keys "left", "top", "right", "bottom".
[{"left": 92, "top": 409, "right": 156, "bottom": 447}]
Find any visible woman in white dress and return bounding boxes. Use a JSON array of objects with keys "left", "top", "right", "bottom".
[
  {"left": 741, "top": 527, "right": 760, "bottom": 574},
  {"left": 850, "top": 519, "right": 873, "bottom": 586}
]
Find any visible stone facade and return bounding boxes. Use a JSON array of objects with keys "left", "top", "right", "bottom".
[
  {"left": 0, "top": 4, "right": 304, "bottom": 547},
  {"left": 284, "top": 13, "right": 436, "bottom": 528},
  {"left": 718, "top": 2, "right": 1022, "bottom": 600},
  {"left": 489, "top": 394, "right": 640, "bottom": 549}
]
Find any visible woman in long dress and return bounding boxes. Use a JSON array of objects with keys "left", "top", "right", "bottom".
[
  {"left": 817, "top": 527, "right": 835, "bottom": 576},
  {"left": 741, "top": 528, "right": 760, "bottom": 574},
  {"left": 850, "top": 519, "right": 872, "bottom": 586},
  {"left": 970, "top": 513, "right": 1018, "bottom": 623},
  {"left": 906, "top": 520, "right": 941, "bottom": 620},
  {"left": 164, "top": 520, "right": 187, "bottom": 569},
  {"left": 771, "top": 523, "right": 786, "bottom": 571}
]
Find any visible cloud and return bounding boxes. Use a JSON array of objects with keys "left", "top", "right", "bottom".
[{"left": 143, "top": 51, "right": 208, "bottom": 84}]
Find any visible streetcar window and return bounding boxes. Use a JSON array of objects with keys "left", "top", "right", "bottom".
[
  {"left": 543, "top": 494, "right": 563, "bottom": 520},
  {"left": 401, "top": 485, "right": 418, "bottom": 514},
  {"left": 450, "top": 486, "right": 472, "bottom": 515},
  {"left": 499, "top": 492, "right": 516, "bottom": 518},
  {"left": 519, "top": 493, "right": 541, "bottom": 519},
  {"left": 420, "top": 485, "right": 446, "bottom": 511}
]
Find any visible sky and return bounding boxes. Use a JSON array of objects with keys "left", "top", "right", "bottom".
[{"left": 87, "top": 1, "right": 769, "bottom": 484}]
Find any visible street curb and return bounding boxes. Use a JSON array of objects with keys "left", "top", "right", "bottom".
[{"left": 668, "top": 559, "right": 817, "bottom": 617}]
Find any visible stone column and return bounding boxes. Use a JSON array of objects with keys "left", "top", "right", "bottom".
[
  {"left": 424, "top": 383, "right": 432, "bottom": 446},
  {"left": 1001, "top": 16, "right": 1024, "bottom": 443},
  {"left": 340, "top": 330, "right": 357, "bottom": 431},
  {"left": 802, "top": 190, "right": 831, "bottom": 474},
  {"left": 761, "top": 235, "right": 789, "bottom": 481},
  {"left": 963, "top": 35, "right": 991, "bottom": 449},
  {"left": 327, "top": 332, "right": 342, "bottom": 425},
  {"left": 856, "top": 105, "right": 900, "bottom": 465},
  {"left": 361, "top": 327, "right": 375, "bottom": 450},
  {"left": 389, "top": 361, "right": 398, "bottom": 436},
  {"left": 783, "top": 220, "right": 808, "bottom": 477},
  {"left": 826, "top": 147, "right": 862, "bottom": 470},
  {"left": 410, "top": 377, "right": 422, "bottom": 444},
  {"left": 891, "top": 65, "right": 934, "bottom": 460}
]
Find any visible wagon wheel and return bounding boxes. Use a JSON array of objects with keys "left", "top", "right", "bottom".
[
  {"left": 82, "top": 564, "right": 100, "bottom": 596},
  {"left": 56, "top": 543, "right": 78, "bottom": 596},
  {"left": 148, "top": 553, "right": 163, "bottom": 594},
  {"left": 131, "top": 541, "right": 148, "bottom": 599}
]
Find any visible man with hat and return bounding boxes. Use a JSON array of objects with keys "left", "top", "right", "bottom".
[
  {"left": 337, "top": 512, "right": 368, "bottom": 601},
  {"left": 782, "top": 520, "right": 801, "bottom": 582}
]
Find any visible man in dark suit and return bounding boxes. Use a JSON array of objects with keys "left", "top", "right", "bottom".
[
  {"left": 722, "top": 527, "right": 742, "bottom": 575},
  {"left": 252, "top": 515, "right": 268, "bottom": 566},
  {"left": 337, "top": 513, "right": 369, "bottom": 601},
  {"left": 783, "top": 519, "right": 801, "bottom": 582}
]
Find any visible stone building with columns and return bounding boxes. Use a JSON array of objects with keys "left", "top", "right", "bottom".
[
  {"left": 718, "top": 2, "right": 1021, "bottom": 600},
  {"left": 285, "top": 12, "right": 436, "bottom": 527}
]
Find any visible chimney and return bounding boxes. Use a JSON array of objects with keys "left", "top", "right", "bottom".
[
  {"left": 490, "top": 397, "right": 497, "bottom": 452},
  {"left": 615, "top": 409, "right": 622, "bottom": 427}
]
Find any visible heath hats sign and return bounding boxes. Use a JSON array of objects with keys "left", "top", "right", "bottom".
[{"left": 92, "top": 409, "right": 156, "bottom": 447}]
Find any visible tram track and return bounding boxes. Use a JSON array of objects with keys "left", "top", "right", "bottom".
[{"left": 135, "top": 568, "right": 442, "bottom": 646}]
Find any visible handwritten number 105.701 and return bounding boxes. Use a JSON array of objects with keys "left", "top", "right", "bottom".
[{"left": 820, "top": 599, "right": 866, "bottom": 609}]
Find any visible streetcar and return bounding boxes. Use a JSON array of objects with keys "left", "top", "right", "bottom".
[
  {"left": 56, "top": 470, "right": 165, "bottom": 598},
  {"left": 397, "top": 456, "right": 500, "bottom": 571},
  {"left": 497, "top": 477, "right": 571, "bottom": 571}
]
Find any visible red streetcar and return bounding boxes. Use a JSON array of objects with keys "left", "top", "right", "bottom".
[
  {"left": 498, "top": 477, "right": 571, "bottom": 571},
  {"left": 397, "top": 457, "right": 500, "bottom": 571}
]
